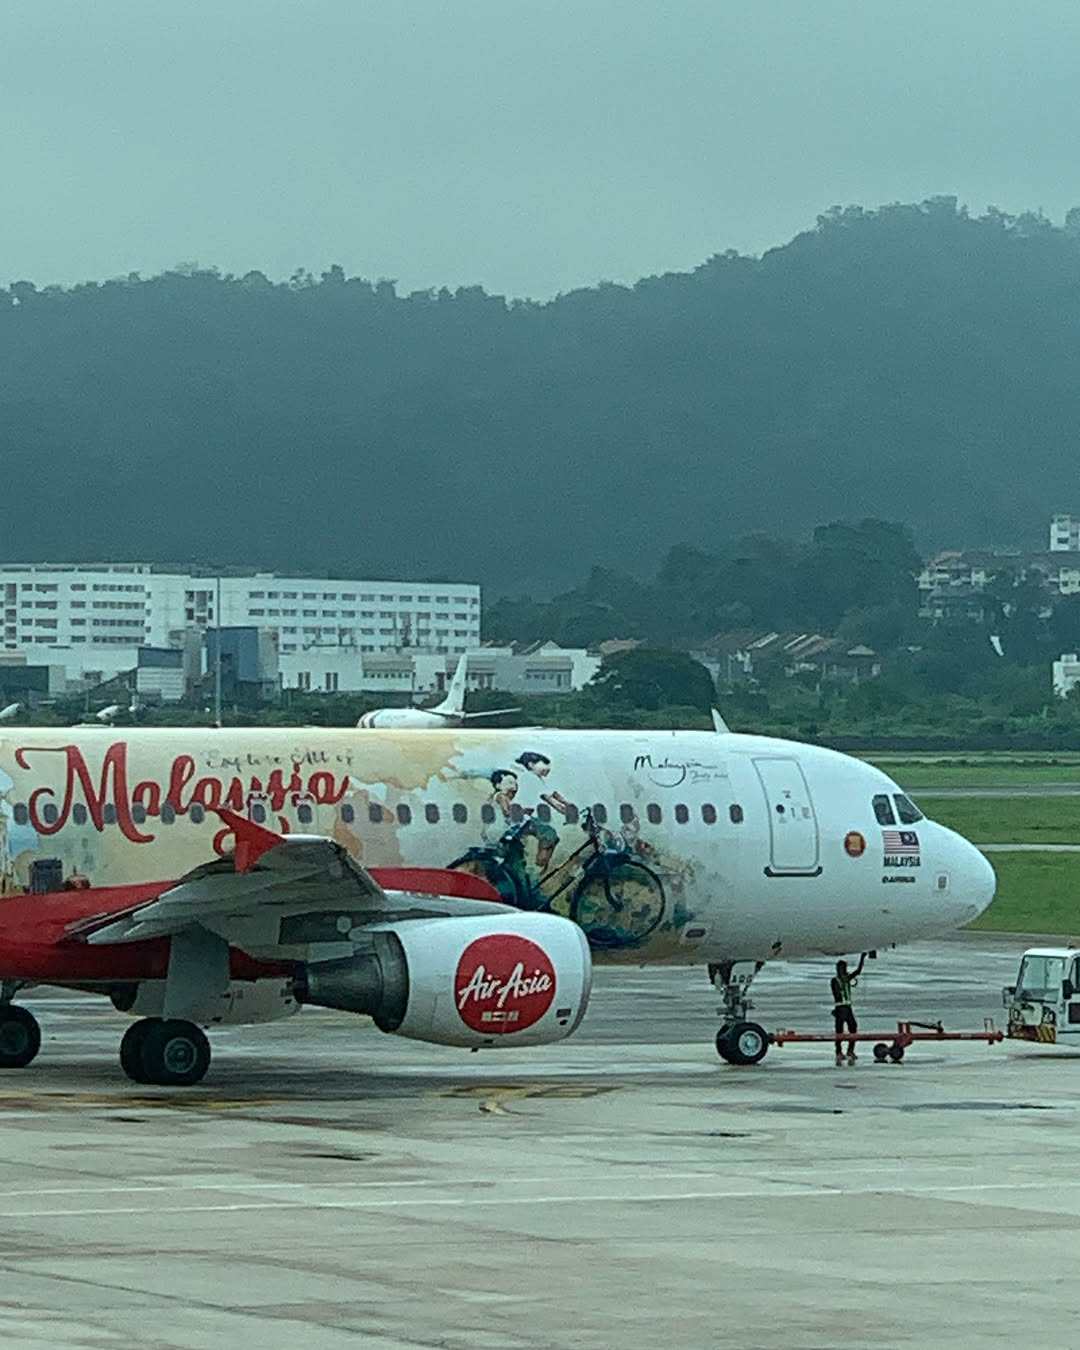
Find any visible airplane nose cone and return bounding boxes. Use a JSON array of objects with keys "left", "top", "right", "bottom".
[{"left": 954, "top": 839, "right": 997, "bottom": 924}]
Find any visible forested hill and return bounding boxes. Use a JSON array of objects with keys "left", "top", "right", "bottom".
[{"left": 3, "top": 197, "right": 1079, "bottom": 591}]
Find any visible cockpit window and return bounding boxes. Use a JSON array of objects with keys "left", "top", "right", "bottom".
[
  {"left": 872, "top": 794, "right": 896, "bottom": 826},
  {"left": 894, "top": 793, "right": 923, "bottom": 824}
]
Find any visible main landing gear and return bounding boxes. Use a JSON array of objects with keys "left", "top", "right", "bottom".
[
  {"left": 120, "top": 1019, "right": 211, "bottom": 1087},
  {"left": 0, "top": 1004, "right": 42, "bottom": 1070},
  {"left": 710, "top": 961, "right": 770, "bottom": 1066}
]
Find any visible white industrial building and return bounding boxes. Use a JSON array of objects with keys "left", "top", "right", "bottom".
[
  {"left": 1051, "top": 515, "right": 1080, "bottom": 552},
  {"left": 0, "top": 563, "right": 480, "bottom": 687},
  {"left": 279, "top": 642, "right": 602, "bottom": 697},
  {"left": 1053, "top": 653, "right": 1080, "bottom": 699}
]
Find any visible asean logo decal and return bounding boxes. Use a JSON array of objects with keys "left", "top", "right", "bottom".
[
  {"left": 454, "top": 934, "right": 556, "bottom": 1034},
  {"left": 844, "top": 831, "right": 867, "bottom": 858}
]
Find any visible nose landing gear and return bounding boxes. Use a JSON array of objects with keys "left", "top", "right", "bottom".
[{"left": 710, "top": 961, "right": 770, "bottom": 1066}]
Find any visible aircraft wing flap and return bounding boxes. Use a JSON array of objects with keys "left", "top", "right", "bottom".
[{"left": 77, "top": 820, "right": 509, "bottom": 947}]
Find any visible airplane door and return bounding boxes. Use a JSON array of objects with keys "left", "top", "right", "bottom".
[{"left": 753, "top": 757, "right": 820, "bottom": 875}]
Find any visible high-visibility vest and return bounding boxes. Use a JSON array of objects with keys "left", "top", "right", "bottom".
[{"left": 834, "top": 974, "right": 854, "bottom": 1006}]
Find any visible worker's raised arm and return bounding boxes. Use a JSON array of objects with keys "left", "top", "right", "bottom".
[{"left": 854, "top": 952, "right": 868, "bottom": 977}]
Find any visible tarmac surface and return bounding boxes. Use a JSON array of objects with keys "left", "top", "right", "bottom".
[{"left": 2, "top": 934, "right": 1078, "bottom": 1350}]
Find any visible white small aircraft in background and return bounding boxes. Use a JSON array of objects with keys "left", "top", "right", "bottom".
[
  {"left": 358, "top": 652, "right": 520, "bottom": 728},
  {"left": 0, "top": 703, "right": 21, "bottom": 722}
]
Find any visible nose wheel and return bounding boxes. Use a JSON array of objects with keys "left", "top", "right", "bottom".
[
  {"left": 120, "top": 1018, "right": 211, "bottom": 1086},
  {"left": 710, "top": 961, "right": 770, "bottom": 1066},
  {"left": 716, "top": 1020, "right": 770, "bottom": 1065}
]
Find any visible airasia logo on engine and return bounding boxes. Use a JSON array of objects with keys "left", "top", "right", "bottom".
[{"left": 454, "top": 934, "right": 556, "bottom": 1034}]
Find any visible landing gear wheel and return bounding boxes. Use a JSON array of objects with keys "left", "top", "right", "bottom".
[
  {"left": 0, "top": 1005, "right": 41, "bottom": 1069},
  {"left": 119, "top": 1019, "right": 154, "bottom": 1084},
  {"left": 129, "top": 1019, "right": 211, "bottom": 1086},
  {"left": 718, "top": 1020, "right": 769, "bottom": 1067},
  {"left": 872, "top": 1042, "right": 889, "bottom": 1063},
  {"left": 887, "top": 1043, "right": 905, "bottom": 1063},
  {"left": 715, "top": 1026, "right": 735, "bottom": 1063}
]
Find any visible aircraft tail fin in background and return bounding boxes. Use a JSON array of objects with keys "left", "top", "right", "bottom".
[{"left": 433, "top": 652, "right": 469, "bottom": 717}]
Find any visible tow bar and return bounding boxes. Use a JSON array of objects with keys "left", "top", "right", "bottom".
[{"left": 770, "top": 1018, "right": 1004, "bottom": 1062}]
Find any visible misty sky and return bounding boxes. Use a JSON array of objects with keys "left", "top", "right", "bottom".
[{"left": 4, "top": 0, "right": 1080, "bottom": 299}]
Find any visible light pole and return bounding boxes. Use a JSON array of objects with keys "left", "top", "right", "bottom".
[{"left": 213, "top": 573, "right": 222, "bottom": 729}]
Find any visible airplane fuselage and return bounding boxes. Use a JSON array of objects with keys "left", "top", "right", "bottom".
[{"left": 0, "top": 727, "right": 994, "bottom": 966}]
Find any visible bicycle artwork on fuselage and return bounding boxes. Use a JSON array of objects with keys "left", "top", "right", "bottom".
[{"left": 447, "top": 748, "right": 669, "bottom": 950}]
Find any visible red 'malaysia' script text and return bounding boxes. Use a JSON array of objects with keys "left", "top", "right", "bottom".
[{"left": 14, "top": 742, "right": 350, "bottom": 844}]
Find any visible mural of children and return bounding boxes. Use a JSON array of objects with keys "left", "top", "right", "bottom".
[
  {"left": 490, "top": 769, "right": 519, "bottom": 823},
  {"left": 513, "top": 751, "right": 575, "bottom": 871}
]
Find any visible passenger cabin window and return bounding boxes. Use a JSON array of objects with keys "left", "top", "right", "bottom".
[
  {"left": 646, "top": 803, "right": 662, "bottom": 825},
  {"left": 190, "top": 803, "right": 206, "bottom": 824},
  {"left": 701, "top": 803, "right": 717, "bottom": 825},
  {"left": 509, "top": 803, "right": 525, "bottom": 823},
  {"left": 452, "top": 803, "right": 468, "bottom": 824},
  {"left": 894, "top": 794, "right": 923, "bottom": 824},
  {"left": 161, "top": 803, "right": 176, "bottom": 825},
  {"left": 13, "top": 804, "right": 27, "bottom": 826},
  {"left": 729, "top": 804, "right": 744, "bottom": 824},
  {"left": 250, "top": 804, "right": 266, "bottom": 824},
  {"left": 872, "top": 794, "right": 896, "bottom": 826},
  {"left": 297, "top": 804, "right": 313, "bottom": 825},
  {"left": 481, "top": 803, "right": 496, "bottom": 825},
  {"left": 369, "top": 803, "right": 385, "bottom": 823},
  {"left": 425, "top": 804, "right": 439, "bottom": 824},
  {"left": 103, "top": 804, "right": 117, "bottom": 825},
  {"left": 536, "top": 803, "right": 551, "bottom": 823},
  {"left": 592, "top": 804, "right": 608, "bottom": 825},
  {"left": 564, "top": 804, "right": 579, "bottom": 825},
  {"left": 675, "top": 804, "right": 689, "bottom": 825},
  {"left": 73, "top": 804, "right": 88, "bottom": 826},
  {"left": 396, "top": 804, "right": 412, "bottom": 826},
  {"left": 340, "top": 804, "right": 355, "bottom": 824},
  {"left": 619, "top": 803, "right": 635, "bottom": 824}
]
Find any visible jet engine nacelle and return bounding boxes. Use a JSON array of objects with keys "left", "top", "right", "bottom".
[
  {"left": 299, "top": 913, "right": 593, "bottom": 1049},
  {"left": 112, "top": 977, "right": 300, "bottom": 1026}
]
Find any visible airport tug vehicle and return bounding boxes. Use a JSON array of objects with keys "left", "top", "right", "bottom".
[{"left": 1003, "top": 946, "right": 1080, "bottom": 1045}]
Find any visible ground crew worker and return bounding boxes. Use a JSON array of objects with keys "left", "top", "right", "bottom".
[{"left": 831, "top": 954, "right": 867, "bottom": 1065}]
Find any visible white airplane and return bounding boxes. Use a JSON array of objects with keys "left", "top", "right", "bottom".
[
  {"left": 357, "top": 652, "right": 519, "bottom": 728},
  {"left": 0, "top": 725, "right": 994, "bottom": 1084},
  {"left": 0, "top": 704, "right": 21, "bottom": 723}
]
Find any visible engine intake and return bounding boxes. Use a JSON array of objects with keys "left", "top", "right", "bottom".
[{"left": 298, "top": 913, "right": 592, "bottom": 1049}]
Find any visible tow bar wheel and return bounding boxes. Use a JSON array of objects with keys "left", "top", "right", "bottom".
[{"left": 717, "top": 1020, "right": 770, "bottom": 1066}]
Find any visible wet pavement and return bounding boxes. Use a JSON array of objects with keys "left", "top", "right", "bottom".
[{"left": 1, "top": 933, "right": 1077, "bottom": 1349}]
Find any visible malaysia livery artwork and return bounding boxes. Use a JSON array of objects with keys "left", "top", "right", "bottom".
[{"left": 0, "top": 735, "right": 696, "bottom": 953}]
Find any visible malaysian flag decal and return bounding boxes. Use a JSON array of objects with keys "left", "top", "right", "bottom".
[{"left": 883, "top": 830, "right": 920, "bottom": 855}]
